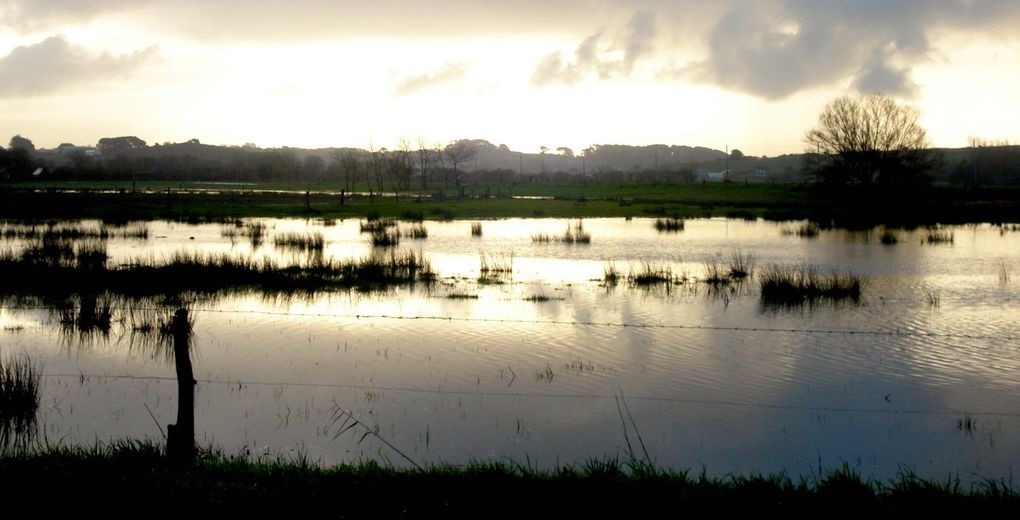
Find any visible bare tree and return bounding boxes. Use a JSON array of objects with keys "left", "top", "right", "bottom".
[
  {"left": 388, "top": 138, "right": 414, "bottom": 192},
  {"left": 805, "top": 93, "right": 939, "bottom": 186},
  {"left": 367, "top": 142, "right": 386, "bottom": 193},
  {"left": 333, "top": 149, "right": 363, "bottom": 192},
  {"left": 416, "top": 137, "right": 435, "bottom": 191},
  {"left": 443, "top": 140, "right": 477, "bottom": 188}
]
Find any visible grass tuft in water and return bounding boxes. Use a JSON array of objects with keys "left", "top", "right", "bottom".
[
  {"left": 630, "top": 262, "right": 676, "bottom": 286},
  {"left": 781, "top": 222, "right": 821, "bottom": 238},
  {"left": 272, "top": 232, "right": 325, "bottom": 252},
  {"left": 925, "top": 227, "right": 954, "bottom": 244},
  {"left": 479, "top": 251, "right": 513, "bottom": 283},
  {"left": 654, "top": 217, "right": 685, "bottom": 232},
  {"left": 727, "top": 250, "right": 755, "bottom": 279},
  {"left": 532, "top": 220, "right": 591, "bottom": 244},
  {"left": 401, "top": 223, "right": 428, "bottom": 239},
  {"left": 470, "top": 222, "right": 482, "bottom": 237},
  {"left": 603, "top": 262, "right": 621, "bottom": 285},
  {"left": 759, "top": 264, "right": 862, "bottom": 307},
  {"left": 359, "top": 218, "right": 398, "bottom": 234},
  {"left": 0, "top": 352, "right": 41, "bottom": 449},
  {"left": 879, "top": 228, "right": 899, "bottom": 245},
  {"left": 370, "top": 228, "right": 400, "bottom": 247}
]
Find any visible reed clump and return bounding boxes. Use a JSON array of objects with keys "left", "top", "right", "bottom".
[
  {"left": 925, "top": 227, "right": 954, "bottom": 244},
  {"left": 222, "top": 221, "right": 266, "bottom": 247},
  {"left": 401, "top": 224, "right": 428, "bottom": 239},
  {"left": 370, "top": 228, "right": 400, "bottom": 247},
  {"left": 359, "top": 218, "right": 398, "bottom": 234},
  {"left": 0, "top": 351, "right": 41, "bottom": 449},
  {"left": 654, "top": 217, "right": 684, "bottom": 232},
  {"left": 727, "top": 250, "right": 755, "bottom": 279},
  {"left": 532, "top": 221, "right": 590, "bottom": 244},
  {"left": 470, "top": 222, "right": 483, "bottom": 237},
  {"left": 630, "top": 261, "right": 676, "bottom": 286},
  {"left": 759, "top": 264, "right": 862, "bottom": 306},
  {"left": 603, "top": 262, "right": 621, "bottom": 285},
  {"left": 879, "top": 229, "right": 899, "bottom": 245},
  {"left": 272, "top": 232, "right": 325, "bottom": 252},
  {"left": 479, "top": 251, "right": 513, "bottom": 283},
  {"left": 781, "top": 222, "right": 820, "bottom": 238}
]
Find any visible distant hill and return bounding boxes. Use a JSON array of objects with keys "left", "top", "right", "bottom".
[{"left": 24, "top": 137, "right": 1020, "bottom": 186}]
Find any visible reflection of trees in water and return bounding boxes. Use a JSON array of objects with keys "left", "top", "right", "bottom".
[{"left": 1, "top": 293, "right": 200, "bottom": 365}]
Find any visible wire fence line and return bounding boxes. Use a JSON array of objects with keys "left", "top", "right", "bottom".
[
  {"left": 2, "top": 304, "right": 1016, "bottom": 343},
  {"left": 39, "top": 372, "right": 1020, "bottom": 419}
]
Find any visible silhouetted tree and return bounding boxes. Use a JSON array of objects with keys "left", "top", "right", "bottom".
[
  {"left": 0, "top": 146, "right": 34, "bottom": 179},
  {"left": 443, "top": 140, "right": 477, "bottom": 187},
  {"left": 805, "top": 93, "right": 939, "bottom": 187},
  {"left": 9, "top": 135, "right": 34, "bottom": 152}
]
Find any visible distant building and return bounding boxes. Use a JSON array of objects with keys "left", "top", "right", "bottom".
[{"left": 700, "top": 169, "right": 730, "bottom": 182}]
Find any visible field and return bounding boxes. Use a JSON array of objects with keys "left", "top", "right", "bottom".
[{"left": 1, "top": 180, "right": 1017, "bottom": 225}]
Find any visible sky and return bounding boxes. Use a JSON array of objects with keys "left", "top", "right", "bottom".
[{"left": 1, "top": 0, "right": 1018, "bottom": 156}]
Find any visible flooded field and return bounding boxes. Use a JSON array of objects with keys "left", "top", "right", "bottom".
[{"left": 1, "top": 217, "right": 1018, "bottom": 481}]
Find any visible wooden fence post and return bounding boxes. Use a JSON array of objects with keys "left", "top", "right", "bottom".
[{"left": 166, "top": 308, "right": 195, "bottom": 463}]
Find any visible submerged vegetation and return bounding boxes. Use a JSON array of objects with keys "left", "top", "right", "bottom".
[
  {"left": 0, "top": 245, "right": 435, "bottom": 296},
  {"left": 1, "top": 222, "right": 148, "bottom": 241},
  {"left": 921, "top": 284, "right": 941, "bottom": 309}
]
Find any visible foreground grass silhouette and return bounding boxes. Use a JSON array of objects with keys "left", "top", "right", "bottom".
[{"left": 0, "top": 442, "right": 1015, "bottom": 516}]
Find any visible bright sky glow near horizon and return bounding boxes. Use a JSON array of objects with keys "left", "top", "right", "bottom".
[{"left": 1, "top": 1, "right": 1018, "bottom": 156}]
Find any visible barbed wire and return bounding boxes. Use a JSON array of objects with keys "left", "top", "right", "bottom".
[
  {"left": 2, "top": 303, "right": 1016, "bottom": 343},
  {"left": 39, "top": 372, "right": 1020, "bottom": 419}
]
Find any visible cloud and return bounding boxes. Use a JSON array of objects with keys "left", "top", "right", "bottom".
[
  {"left": 394, "top": 62, "right": 468, "bottom": 96},
  {"left": 621, "top": 10, "right": 656, "bottom": 72},
  {"left": 532, "top": 11, "right": 656, "bottom": 87},
  {"left": 0, "top": 1, "right": 151, "bottom": 31},
  {"left": 852, "top": 51, "right": 919, "bottom": 98},
  {"left": 0, "top": 1, "right": 606, "bottom": 39},
  {"left": 5, "top": 1, "right": 1020, "bottom": 100},
  {"left": 687, "top": 0, "right": 1020, "bottom": 99},
  {"left": 0, "top": 35, "right": 156, "bottom": 97}
]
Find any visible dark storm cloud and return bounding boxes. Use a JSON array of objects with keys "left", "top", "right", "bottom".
[{"left": 0, "top": 35, "right": 156, "bottom": 97}]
